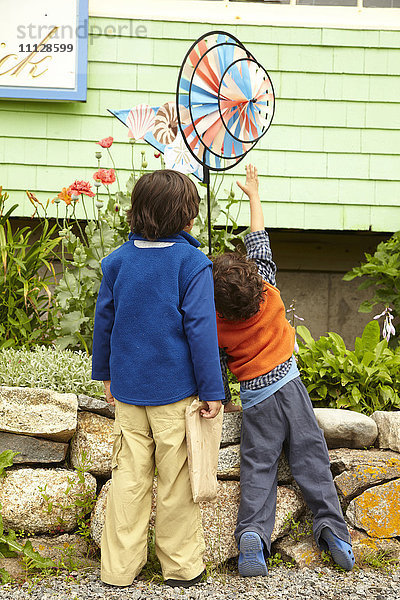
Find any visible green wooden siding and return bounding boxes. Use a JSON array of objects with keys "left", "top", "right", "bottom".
[{"left": 1, "top": 18, "right": 400, "bottom": 230}]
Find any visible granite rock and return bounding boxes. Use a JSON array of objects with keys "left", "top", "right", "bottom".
[
  {"left": 274, "top": 529, "right": 400, "bottom": 569},
  {"left": 90, "top": 479, "right": 111, "bottom": 547},
  {"left": 346, "top": 478, "right": 400, "bottom": 538},
  {"left": 0, "top": 432, "right": 68, "bottom": 465},
  {"left": 273, "top": 535, "right": 321, "bottom": 568},
  {"left": 371, "top": 411, "right": 400, "bottom": 453},
  {"left": 314, "top": 408, "right": 378, "bottom": 449},
  {"left": 220, "top": 412, "right": 242, "bottom": 447},
  {"left": 0, "top": 468, "right": 96, "bottom": 534},
  {"left": 0, "top": 386, "right": 77, "bottom": 442},
  {"left": 78, "top": 394, "right": 115, "bottom": 419},
  {"left": 329, "top": 448, "right": 400, "bottom": 501},
  {"left": 218, "top": 445, "right": 240, "bottom": 479},
  {"left": 348, "top": 528, "right": 400, "bottom": 565},
  {"left": 70, "top": 411, "right": 114, "bottom": 477}
]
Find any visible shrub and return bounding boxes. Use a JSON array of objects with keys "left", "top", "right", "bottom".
[
  {"left": 296, "top": 320, "right": 400, "bottom": 415},
  {"left": 344, "top": 231, "right": 399, "bottom": 345},
  {"left": 0, "top": 346, "right": 103, "bottom": 398},
  {"left": 0, "top": 188, "right": 59, "bottom": 349}
]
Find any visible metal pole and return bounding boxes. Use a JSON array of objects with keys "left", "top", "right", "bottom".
[{"left": 204, "top": 167, "right": 212, "bottom": 255}]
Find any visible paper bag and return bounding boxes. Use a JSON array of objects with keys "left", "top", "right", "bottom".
[{"left": 185, "top": 398, "right": 223, "bottom": 503}]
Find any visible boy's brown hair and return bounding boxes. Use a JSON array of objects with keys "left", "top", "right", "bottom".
[
  {"left": 212, "top": 253, "right": 265, "bottom": 321},
  {"left": 127, "top": 170, "right": 200, "bottom": 240}
]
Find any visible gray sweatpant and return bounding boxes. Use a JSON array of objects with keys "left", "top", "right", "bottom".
[{"left": 235, "top": 376, "right": 351, "bottom": 556}]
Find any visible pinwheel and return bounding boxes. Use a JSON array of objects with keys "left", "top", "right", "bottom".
[
  {"left": 176, "top": 31, "right": 275, "bottom": 172},
  {"left": 176, "top": 31, "right": 275, "bottom": 251}
]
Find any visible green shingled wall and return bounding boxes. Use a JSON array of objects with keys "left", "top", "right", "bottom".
[{"left": 1, "top": 18, "right": 400, "bottom": 230}]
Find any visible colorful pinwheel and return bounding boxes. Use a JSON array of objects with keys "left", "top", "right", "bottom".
[{"left": 176, "top": 31, "right": 275, "bottom": 171}]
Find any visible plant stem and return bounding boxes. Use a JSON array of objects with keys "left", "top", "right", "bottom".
[
  {"left": 131, "top": 142, "right": 136, "bottom": 182},
  {"left": 107, "top": 148, "right": 121, "bottom": 192}
]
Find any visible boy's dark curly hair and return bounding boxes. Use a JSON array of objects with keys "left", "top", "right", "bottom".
[{"left": 212, "top": 252, "right": 265, "bottom": 321}]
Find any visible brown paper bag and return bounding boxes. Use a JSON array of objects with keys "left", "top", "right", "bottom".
[{"left": 185, "top": 398, "right": 223, "bottom": 503}]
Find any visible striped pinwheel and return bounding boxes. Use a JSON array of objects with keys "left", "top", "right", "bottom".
[{"left": 176, "top": 31, "right": 275, "bottom": 172}]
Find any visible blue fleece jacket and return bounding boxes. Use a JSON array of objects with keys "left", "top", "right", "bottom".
[{"left": 91, "top": 231, "right": 224, "bottom": 406}]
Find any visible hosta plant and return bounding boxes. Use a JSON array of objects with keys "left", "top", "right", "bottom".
[{"left": 296, "top": 320, "right": 400, "bottom": 415}]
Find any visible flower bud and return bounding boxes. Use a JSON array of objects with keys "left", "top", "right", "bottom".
[
  {"left": 94, "top": 180, "right": 101, "bottom": 188},
  {"left": 95, "top": 151, "right": 102, "bottom": 159},
  {"left": 95, "top": 200, "right": 104, "bottom": 209},
  {"left": 142, "top": 161, "right": 148, "bottom": 168}
]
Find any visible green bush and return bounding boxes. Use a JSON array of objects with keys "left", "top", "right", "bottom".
[
  {"left": 0, "top": 346, "right": 103, "bottom": 398},
  {"left": 0, "top": 188, "right": 59, "bottom": 349},
  {"left": 344, "top": 231, "right": 399, "bottom": 344},
  {"left": 296, "top": 320, "right": 400, "bottom": 415}
]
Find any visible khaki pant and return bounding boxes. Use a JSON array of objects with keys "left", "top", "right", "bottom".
[{"left": 101, "top": 396, "right": 205, "bottom": 586}]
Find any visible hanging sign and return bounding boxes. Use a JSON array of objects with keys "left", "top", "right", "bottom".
[{"left": 0, "top": 0, "right": 88, "bottom": 101}]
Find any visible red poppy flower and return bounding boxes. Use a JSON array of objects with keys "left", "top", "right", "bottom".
[
  {"left": 154, "top": 152, "right": 161, "bottom": 158},
  {"left": 67, "top": 180, "right": 95, "bottom": 198},
  {"left": 97, "top": 136, "right": 114, "bottom": 148},
  {"left": 93, "top": 168, "right": 116, "bottom": 185}
]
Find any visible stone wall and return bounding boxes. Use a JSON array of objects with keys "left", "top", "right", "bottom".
[{"left": 1, "top": 386, "right": 399, "bottom": 572}]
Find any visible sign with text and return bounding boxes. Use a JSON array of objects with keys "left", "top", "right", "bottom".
[{"left": 0, "top": 0, "right": 88, "bottom": 101}]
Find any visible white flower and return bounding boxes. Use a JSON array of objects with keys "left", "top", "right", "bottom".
[{"left": 374, "top": 306, "right": 395, "bottom": 342}]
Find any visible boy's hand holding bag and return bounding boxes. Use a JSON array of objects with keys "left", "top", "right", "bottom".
[{"left": 185, "top": 398, "right": 223, "bottom": 503}]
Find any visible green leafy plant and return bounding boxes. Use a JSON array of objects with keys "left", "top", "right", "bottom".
[
  {"left": 0, "top": 346, "right": 103, "bottom": 397},
  {"left": 361, "top": 549, "right": 399, "bottom": 572},
  {"left": 0, "top": 451, "right": 56, "bottom": 584},
  {"left": 0, "top": 190, "right": 60, "bottom": 349},
  {"left": 282, "top": 513, "right": 313, "bottom": 543},
  {"left": 296, "top": 320, "right": 400, "bottom": 415},
  {"left": 344, "top": 232, "right": 399, "bottom": 344}
]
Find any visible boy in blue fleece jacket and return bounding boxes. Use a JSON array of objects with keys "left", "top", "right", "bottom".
[{"left": 92, "top": 169, "right": 224, "bottom": 588}]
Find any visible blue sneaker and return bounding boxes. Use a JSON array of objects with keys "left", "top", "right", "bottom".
[
  {"left": 320, "top": 527, "right": 355, "bottom": 571},
  {"left": 238, "top": 532, "right": 268, "bottom": 577}
]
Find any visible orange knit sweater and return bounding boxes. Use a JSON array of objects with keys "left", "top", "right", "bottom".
[{"left": 216, "top": 282, "right": 295, "bottom": 381}]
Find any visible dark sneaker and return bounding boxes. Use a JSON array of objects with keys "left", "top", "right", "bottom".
[
  {"left": 164, "top": 570, "right": 205, "bottom": 588},
  {"left": 320, "top": 527, "right": 355, "bottom": 571},
  {"left": 238, "top": 531, "right": 268, "bottom": 577}
]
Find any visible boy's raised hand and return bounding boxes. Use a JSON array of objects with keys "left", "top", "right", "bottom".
[
  {"left": 237, "top": 164, "right": 264, "bottom": 232},
  {"left": 236, "top": 164, "right": 259, "bottom": 199}
]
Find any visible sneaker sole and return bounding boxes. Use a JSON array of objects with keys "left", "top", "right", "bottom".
[
  {"left": 322, "top": 529, "right": 355, "bottom": 571},
  {"left": 238, "top": 532, "right": 268, "bottom": 577}
]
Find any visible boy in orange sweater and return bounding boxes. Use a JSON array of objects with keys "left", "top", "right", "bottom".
[{"left": 213, "top": 165, "right": 354, "bottom": 577}]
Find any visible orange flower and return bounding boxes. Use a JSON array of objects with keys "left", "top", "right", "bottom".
[
  {"left": 93, "top": 168, "right": 116, "bottom": 185},
  {"left": 53, "top": 187, "right": 72, "bottom": 205},
  {"left": 26, "top": 190, "right": 45, "bottom": 209},
  {"left": 97, "top": 136, "right": 113, "bottom": 148}
]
